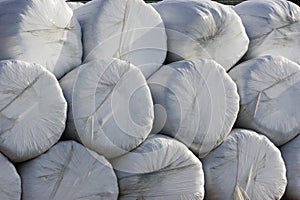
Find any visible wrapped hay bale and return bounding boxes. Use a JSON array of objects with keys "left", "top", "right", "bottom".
[
  {"left": 60, "top": 57, "right": 154, "bottom": 159},
  {"left": 0, "top": 0, "right": 82, "bottom": 79},
  {"left": 153, "top": 0, "right": 249, "bottom": 70},
  {"left": 148, "top": 58, "right": 239, "bottom": 158},
  {"left": 234, "top": 0, "right": 300, "bottom": 65},
  {"left": 75, "top": 0, "right": 167, "bottom": 78},
  {"left": 202, "top": 128, "right": 287, "bottom": 200},
  {"left": 18, "top": 140, "right": 118, "bottom": 200},
  {"left": 229, "top": 55, "right": 300, "bottom": 146},
  {"left": 0, "top": 60, "right": 67, "bottom": 162},
  {"left": 110, "top": 134, "right": 204, "bottom": 200},
  {"left": 0, "top": 152, "right": 21, "bottom": 200},
  {"left": 280, "top": 134, "right": 300, "bottom": 199}
]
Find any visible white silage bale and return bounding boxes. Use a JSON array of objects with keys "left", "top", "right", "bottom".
[
  {"left": 0, "top": 0, "right": 82, "bottom": 79},
  {"left": 18, "top": 141, "right": 119, "bottom": 200},
  {"left": 75, "top": 0, "right": 167, "bottom": 78},
  {"left": 110, "top": 134, "right": 205, "bottom": 200},
  {"left": 153, "top": 0, "right": 249, "bottom": 70},
  {"left": 202, "top": 128, "right": 287, "bottom": 200},
  {"left": 234, "top": 0, "right": 300, "bottom": 65},
  {"left": 0, "top": 60, "right": 67, "bottom": 162},
  {"left": 280, "top": 134, "right": 300, "bottom": 199},
  {"left": 0, "top": 152, "right": 21, "bottom": 200},
  {"left": 60, "top": 57, "right": 154, "bottom": 159},
  {"left": 148, "top": 58, "right": 239, "bottom": 158},
  {"left": 229, "top": 55, "right": 300, "bottom": 146}
]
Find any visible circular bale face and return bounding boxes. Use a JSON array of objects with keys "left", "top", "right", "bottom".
[
  {"left": 0, "top": 0, "right": 82, "bottom": 79},
  {"left": 75, "top": 0, "right": 167, "bottom": 79},
  {"left": 60, "top": 58, "right": 154, "bottom": 159},
  {"left": 110, "top": 134, "right": 205, "bottom": 200},
  {"left": 0, "top": 152, "right": 21, "bottom": 200},
  {"left": 281, "top": 135, "right": 300, "bottom": 199},
  {"left": 0, "top": 59, "right": 67, "bottom": 162},
  {"left": 18, "top": 141, "right": 119, "bottom": 200},
  {"left": 153, "top": 0, "right": 249, "bottom": 70},
  {"left": 234, "top": 0, "right": 300, "bottom": 66},
  {"left": 229, "top": 55, "right": 300, "bottom": 146},
  {"left": 148, "top": 58, "right": 239, "bottom": 158},
  {"left": 202, "top": 128, "right": 287, "bottom": 200}
]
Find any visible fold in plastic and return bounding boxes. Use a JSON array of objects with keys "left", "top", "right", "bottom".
[
  {"left": 0, "top": 60, "right": 67, "bottom": 162},
  {"left": 75, "top": 0, "right": 167, "bottom": 78},
  {"left": 18, "top": 141, "right": 119, "bottom": 200},
  {"left": 0, "top": 152, "right": 21, "bottom": 200},
  {"left": 67, "top": 2, "right": 84, "bottom": 10},
  {"left": 202, "top": 128, "right": 287, "bottom": 200},
  {"left": 229, "top": 55, "right": 300, "bottom": 146},
  {"left": 0, "top": 0, "right": 82, "bottom": 79},
  {"left": 153, "top": 0, "right": 249, "bottom": 71},
  {"left": 234, "top": 0, "right": 300, "bottom": 65},
  {"left": 280, "top": 134, "right": 300, "bottom": 199},
  {"left": 60, "top": 57, "right": 154, "bottom": 159},
  {"left": 110, "top": 134, "right": 204, "bottom": 200},
  {"left": 148, "top": 58, "right": 239, "bottom": 158}
]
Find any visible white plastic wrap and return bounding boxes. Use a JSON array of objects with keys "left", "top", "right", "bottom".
[
  {"left": 0, "top": 0, "right": 82, "bottom": 79},
  {"left": 153, "top": 0, "right": 249, "bottom": 71},
  {"left": 0, "top": 153, "right": 21, "bottom": 200},
  {"left": 229, "top": 55, "right": 300, "bottom": 146},
  {"left": 148, "top": 58, "right": 239, "bottom": 158},
  {"left": 0, "top": 60, "right": 67, "bottom": 162},
  {"left": 110, "top": 134, "right": 204, "bottom": 200},
  {"left": 280, "top": 134, "right": 300, "bottom": 199},
  {"left": 67, "top": 2, "right": 84, "bottom": 10},
  {"left": 202, "top": 128, "right": 287, "bottom": 200},
  {"left": 75, "top": 0, "right": 167, "bottom": 78},
  {"left": 18, "top": 140, "right": 118, "bottom": 200},
  {"left": 60, "top": 58, "right": 154, "bottom": 159},
  {"left": 234, "top": 0, "right": 300, "bottom": 65}
]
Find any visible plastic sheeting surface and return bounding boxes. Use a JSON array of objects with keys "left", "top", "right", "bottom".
[
  {"left": 19, "top": 140, "right": 119, "bottom": 200},
  {"left": 148, "top": 58, "right": 239, "bottom": 158},
  {"left": 0, "top": 0, "right": 82, "bottom": 79},
  {"left": 202, "top": 128, "right": 287, "bottom": 200},
  {"left": 229, "top": 55, "right": 300, "bottom": 146},
  {"left": 110, "top": 134, "right": 204, "bottom": 200},
  {"left": 0, "top": 153, "right": 21, "bottom": 200},
  {"left": 60, "top": 58, "right": 154, "bottom": 159},
  {"left": 280, "top": 134, "right": 300, "bottom": 199},
  {"left": 75, "top": 0, "right": 167, "bottom": 78},
  {"left": 67, "top": 2, "right": 84, "bottom": 10},
  {"left": 234, "top": 0, "right": 300, "bottom": 65},
  {"left": 153, "top": 0, "right": 249, "bottom": 70},
  {"left": 0, "top": 60, "right": 67, "bottom": 162}
]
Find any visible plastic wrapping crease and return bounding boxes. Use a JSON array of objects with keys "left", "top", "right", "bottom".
[
  {"left": 153, "top": 0, "right": 249, "bottom": 71},
  {"left": 110, "top": 134, "right": 205, "bottom": 200},
  {"left": 74, "top": 0, "right": 167, "bottom": 78},
  {"left": 233, "top": 185, "right": 250, "bottom": 200},
  {"left": 234, "top": 0, "right": 300, "bottom": 65},
  {"left": 229, "top": 55, "right": 300, "bottom": 146},
  {"left": 67, "top": 1, "right": 84, "bottom": 10},
  {"left": 60, "top": 57, "right": 154, "bottom": 159},
  {"left": 202, "top": 128, "right": 287, "bottom": 200},
  {"left": 0, "top": 60, "right": 67, "bottom": 162},
  {"left": 148, "top": 58, "right": 239, "bottom": 158},
  {"left": 18, "top": 141, "right": 119, "bottom": 200},
  {"left": 0, "top": 0, "right": 82, "bottom": 79}
]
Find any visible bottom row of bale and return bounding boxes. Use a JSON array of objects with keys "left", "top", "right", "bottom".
[
  {"left": 1, "top": 55, "right": 300, "bottom": 199},
  {"left": 2, "top": 128, "right": 299, "bottom": 199}
]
